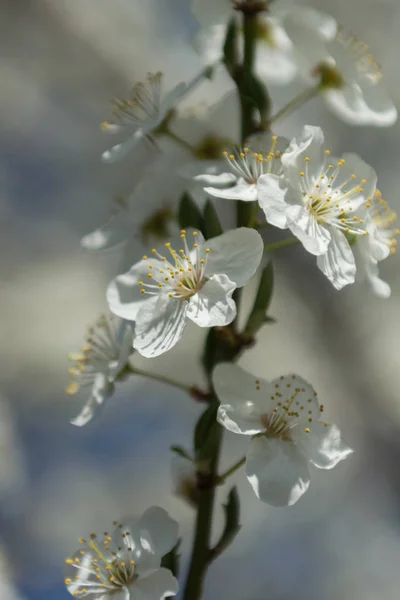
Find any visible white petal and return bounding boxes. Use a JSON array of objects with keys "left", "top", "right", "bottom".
[
  {"left": 70, "top": 373, "right": 113, "bottom": 427},
  {"left": 257, "top": 174, "right": 295, "bottom": 229},
  {"left": 246, "top": 437, "right": 310, "bottom": 507},
  {"left": 108, "top": 321, "right": 135, "bottom": 380},
  {"left": 282, "top": 125, "right": 326, "bottom": 187},
  {"left": 81, "top": 211, "right": 132, "bottom": 252},
  {"left": 204, "top": 182, "right": 258, "bottom": 201},
  {"left": 292, "top": 6, "right": 337, "bottom": 41},
  {"left": 205, "top": 227, "right": 264, "bottom": 287},
  {"left": 133, "top": 294, "right": 187, "bottom": 358},
  {"left": 366, "top": 260, "right": 392, "bottom": 298},
  {"left": 194, "top": 24, "right": 226, "bottom": 64},
  {"left": 179, "top": 161, "right": 228, "bottom": 182},
  {"left": 137, "top": 507, "right": 179, "bottom": 557},
  {"left": 187, "top": 274, "right": 236, "bottom": 327},
  {"left": 286, "top": 205, "right": 331, "bottom": 255},
  {"left": 294, "top": 421, "right": 353, "bottom": 470},
  {"left": 107, "top": 260, "right": 163, "bottom": 321},
  {"left": 324, "top": 83, "right": 397, "bottom": 127},
  {"left": 194, "top": 171, "right": 238, "bottom": 187},
  {"left": 101, "top": 130, "right": 145, "bottom": 164},
  {"left": 213, "top": 363, "right": 268, "bottom": 435},
  {"left": 255, "top": 43, "right": 296, "bottom": 85},
  {"left": 317, "top": 229, "right": 356, "bottom": 289},
  {"left": 332, "top": 152, "right": 377, "bottom": 202},
  {"left": 161, "top": 82, "right": 188, "bottom": 113},
  {"left": 132, "top": 568, "right": 179, "bottom": 600}
]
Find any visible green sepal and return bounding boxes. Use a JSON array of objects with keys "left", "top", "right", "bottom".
[
  {"left": 161, "top": 540, "right": 181, "bottom": 578},
  {"left": 223, "top": 18, "right": 239, "bottom": 76},
  {"left": 240, "top": 70, "right": 272, "bottom": 128},
  {"left": 203, "top": 199, "right": 223, "bottom": 240},
  {"left": 244, "top": 261, "right": 274, "bottom": 336},
  {"left": 178, "top": 192, "right": 204, "bottom": 232},
  {"left": 170, "top": 445, "right": 193, "bottom": 462}
]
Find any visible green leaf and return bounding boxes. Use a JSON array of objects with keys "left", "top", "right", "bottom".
[
  {"left": 203, "top": 199, "right": 223, "bottom": 240},
  {"left": 194, "top": 402, "right": 219, "bottom": 454},
  {"left": 170, "top": 445, "right": 193, "bottom": 462},
  {"left": 210, "top": 487, "right": 241, "bottom": 561},
  {"left": 239, "top": 70, "right": 272, "bottom": 130},
  {"left": 161, "top": 540, "right": 181, "bottom": 578},
  {"left": 178, "top": 192, "right": 204, "bottom": 231},
  {"left": 244, "top": 261, "right": 274, "bottom": 336},
  {"left": 202, "top": 328, "right": 218, "bottom": 376},
  {"left": 223, "top": 18, "right": 239, "bottom": 76}
]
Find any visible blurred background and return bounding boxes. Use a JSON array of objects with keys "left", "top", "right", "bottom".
[{"left": 1, "top": 0, "right": 400, "bottom": 598}]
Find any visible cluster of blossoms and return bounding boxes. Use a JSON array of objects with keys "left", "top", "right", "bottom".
[{"left": 64, "top": 1, "right": 397, "bottom": 598}]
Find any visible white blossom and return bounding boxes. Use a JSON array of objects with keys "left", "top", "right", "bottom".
[
  {"left": 64, "top": 507, "right": 179, "bottom": 600},
  {"left": 81, "top": 155, "right": 185, "bottom": 252},
  {"left": 283, "top": 17, "right": 397, "bottom": 126},
  {"left": 192, "top": 1, "right": 336, "bottom": 86},
  {"left": 66, "top": 315, "right": 134, "bottom": 426},
  {"left": 257, "top": 125, "right": 377, "bottom": 289},
  {"left": 195, "top": 133, "right": 287, "bottom": 201},
  {"left": 213, "top": 363, "right": 352, "bottom": 507},
  {"left": 354, "top": 189, "right": 398, "bottom": 298},
  {"left": 107, "top": 228, "right": 263, "bottom": 357},
  {"left": 101, "top": 69, "right": 209, "bottom": 164}
]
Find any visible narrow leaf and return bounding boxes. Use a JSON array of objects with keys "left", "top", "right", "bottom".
[
  {"left": 244, "top": 261, "right": 274, "bottom": 336},
  {"left": 223, "top": 18, "right": 239, "bottom": 76},
  {"left": 210, "top": 486, "right": 241, "bottom": 562},
  {"left": 161, "top": 540, "right": 181, "bottom": 578},
  {"left": 170, "top": 445, "right": 193, "bottom": 462}
]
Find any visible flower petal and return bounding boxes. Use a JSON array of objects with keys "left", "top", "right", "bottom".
[
  {"left": 133, "top": 294, "right": 187, "bottom": 358},
  {"left": 133, "top": 568, "right": 179, "bottom": 600},
  {"left": 246, "top": 437, "right": 310, "bottom": 506},
  {"left": 108, "top": 321, "right": 135, "bottom": 380},
  {"left": 213, "top": 363, "right": 268, "bottom": 435},
  {"left": 194, "top": 171, "right": 238, "bottom": 187},
  {"left": 281, "top": 125, "right": 326, "bottom": 187},
  {"left": 286, "top": 204, "right": 331, "bottom": 255},
  {"left": 324, "top": 83, "right": 397, "bottom": 127},
  {"left": 107, "top": 260, "right": 164, "bottom": 321},
  {"left": 101, "top": 130, "right": 145, "bottom": 164},
  {"left": 81, "top": 211, "right": 133, "bottom": 252},
  {"left": 365, "top": 260, "right": 391, "bottom": 298},
  {"left": 194, "top": 24, "right": 226, "bottom": 64},
  {"left": 294, "top": 421, "right": 353, "bottom": 470},
  {"left": 317, "top": 229, "right": 356, "bottom": 289},
  {"left": 187, "top": 274, "right": 236, "bottom": 327},
  {"left": 137, "top": 507, "right": 179, "bottom": 557},
  {"left": 255, "top": 43, "right": 296, "bottom": 86},
  {"left": 257, "top": 174, "right": 296, "bottom": 229},
  {"left": 205, "top": 227, "right": 264, "bottom": 287},
  {"left": 204, "top": 182, "right": 258, "bottom": 201},
  {"left": 70, "top": 373, "right": 113, "bottom": 427}
]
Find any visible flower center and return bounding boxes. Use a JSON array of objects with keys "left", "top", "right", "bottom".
[
  {"left": 102, "top": 72, "right": 163, "bottom": 129},
  {"left": 65, "top": 315, "right": 120, "bottom": 396},
  {"left": 336, "top": 29, "right": 382, "bottom": 83},
  {"left": 222, "top": 136, "right": 281, "bottom": 184},
  {"left": 138, "top": 231, "right": 210, "bottom": 300},
  {"left": 298, "top": 152, "right": 368, "bottom": 236},
  {"left": 65, "top": 528, "right": 139, "bottom": 597}
]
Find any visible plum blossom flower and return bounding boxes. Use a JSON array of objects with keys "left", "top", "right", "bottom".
[
  {"left": 66, "top": 315, "right": 134, "bottom": 426},
  {"left": 107, "top": 228, "right": 263, "bottom": 357},
  {"left": 195, "top": 133, "right": 287, "bottom": 201},
  {"left": 213, "top": 363, "right": 352, "bottom": 507},
  {"left": 354, "top": 189, "right": 398, "bottom": 298},
  {"left": 283, "top": 16, "right": 397, "bottom": 126},
  {"left": 101, "top": 69, "right": 210, "bottom": 164},
  {"left": 192, "top": 1, "right": 336, "bottom": 86},
  {"left": 81, "top": 155, "right": 185, "bottom": 252},
  {"left": 257, "top": 125, "right": 377, "bottom": 289},
  {"left": 64, "top": 506, "right": 179, "bottom": 600}
]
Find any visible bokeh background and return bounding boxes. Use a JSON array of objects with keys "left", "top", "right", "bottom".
[{"left": 1, "top": 0, "right": 400, "bottom": 598}]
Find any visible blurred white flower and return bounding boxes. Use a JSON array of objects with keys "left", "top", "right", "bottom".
[
  {"left": 107, "top": 228, "right": 263, "bottom": 357},
  {"left": 213, "top": 363, "right": 352, "bottom": 507},
  {"left": 81, "top": 155, "right": 185, "bottom": 252},
  {"left": 195, "top": 133, "right": 287, "bottom": 201},
  {"left": 355, "top": 190, "right": 398, "bottom": 298},
  {"left": 258, "top": 125, "right": 377, "bottom": 290},
  {"left": 66, "top": 315, "right": 134, "bottom": 426},
  {"left": 283, "top": 17, "right": 397, "bottom": 126},
  {"left": 101, "top": 69, "right": 210, "bottom": 163},
  {"left": 65, "top": 506, "right": 179, "bottom": 600},
  {"left": 193, "top": 1, "right": 336, "bottom": 86}
]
